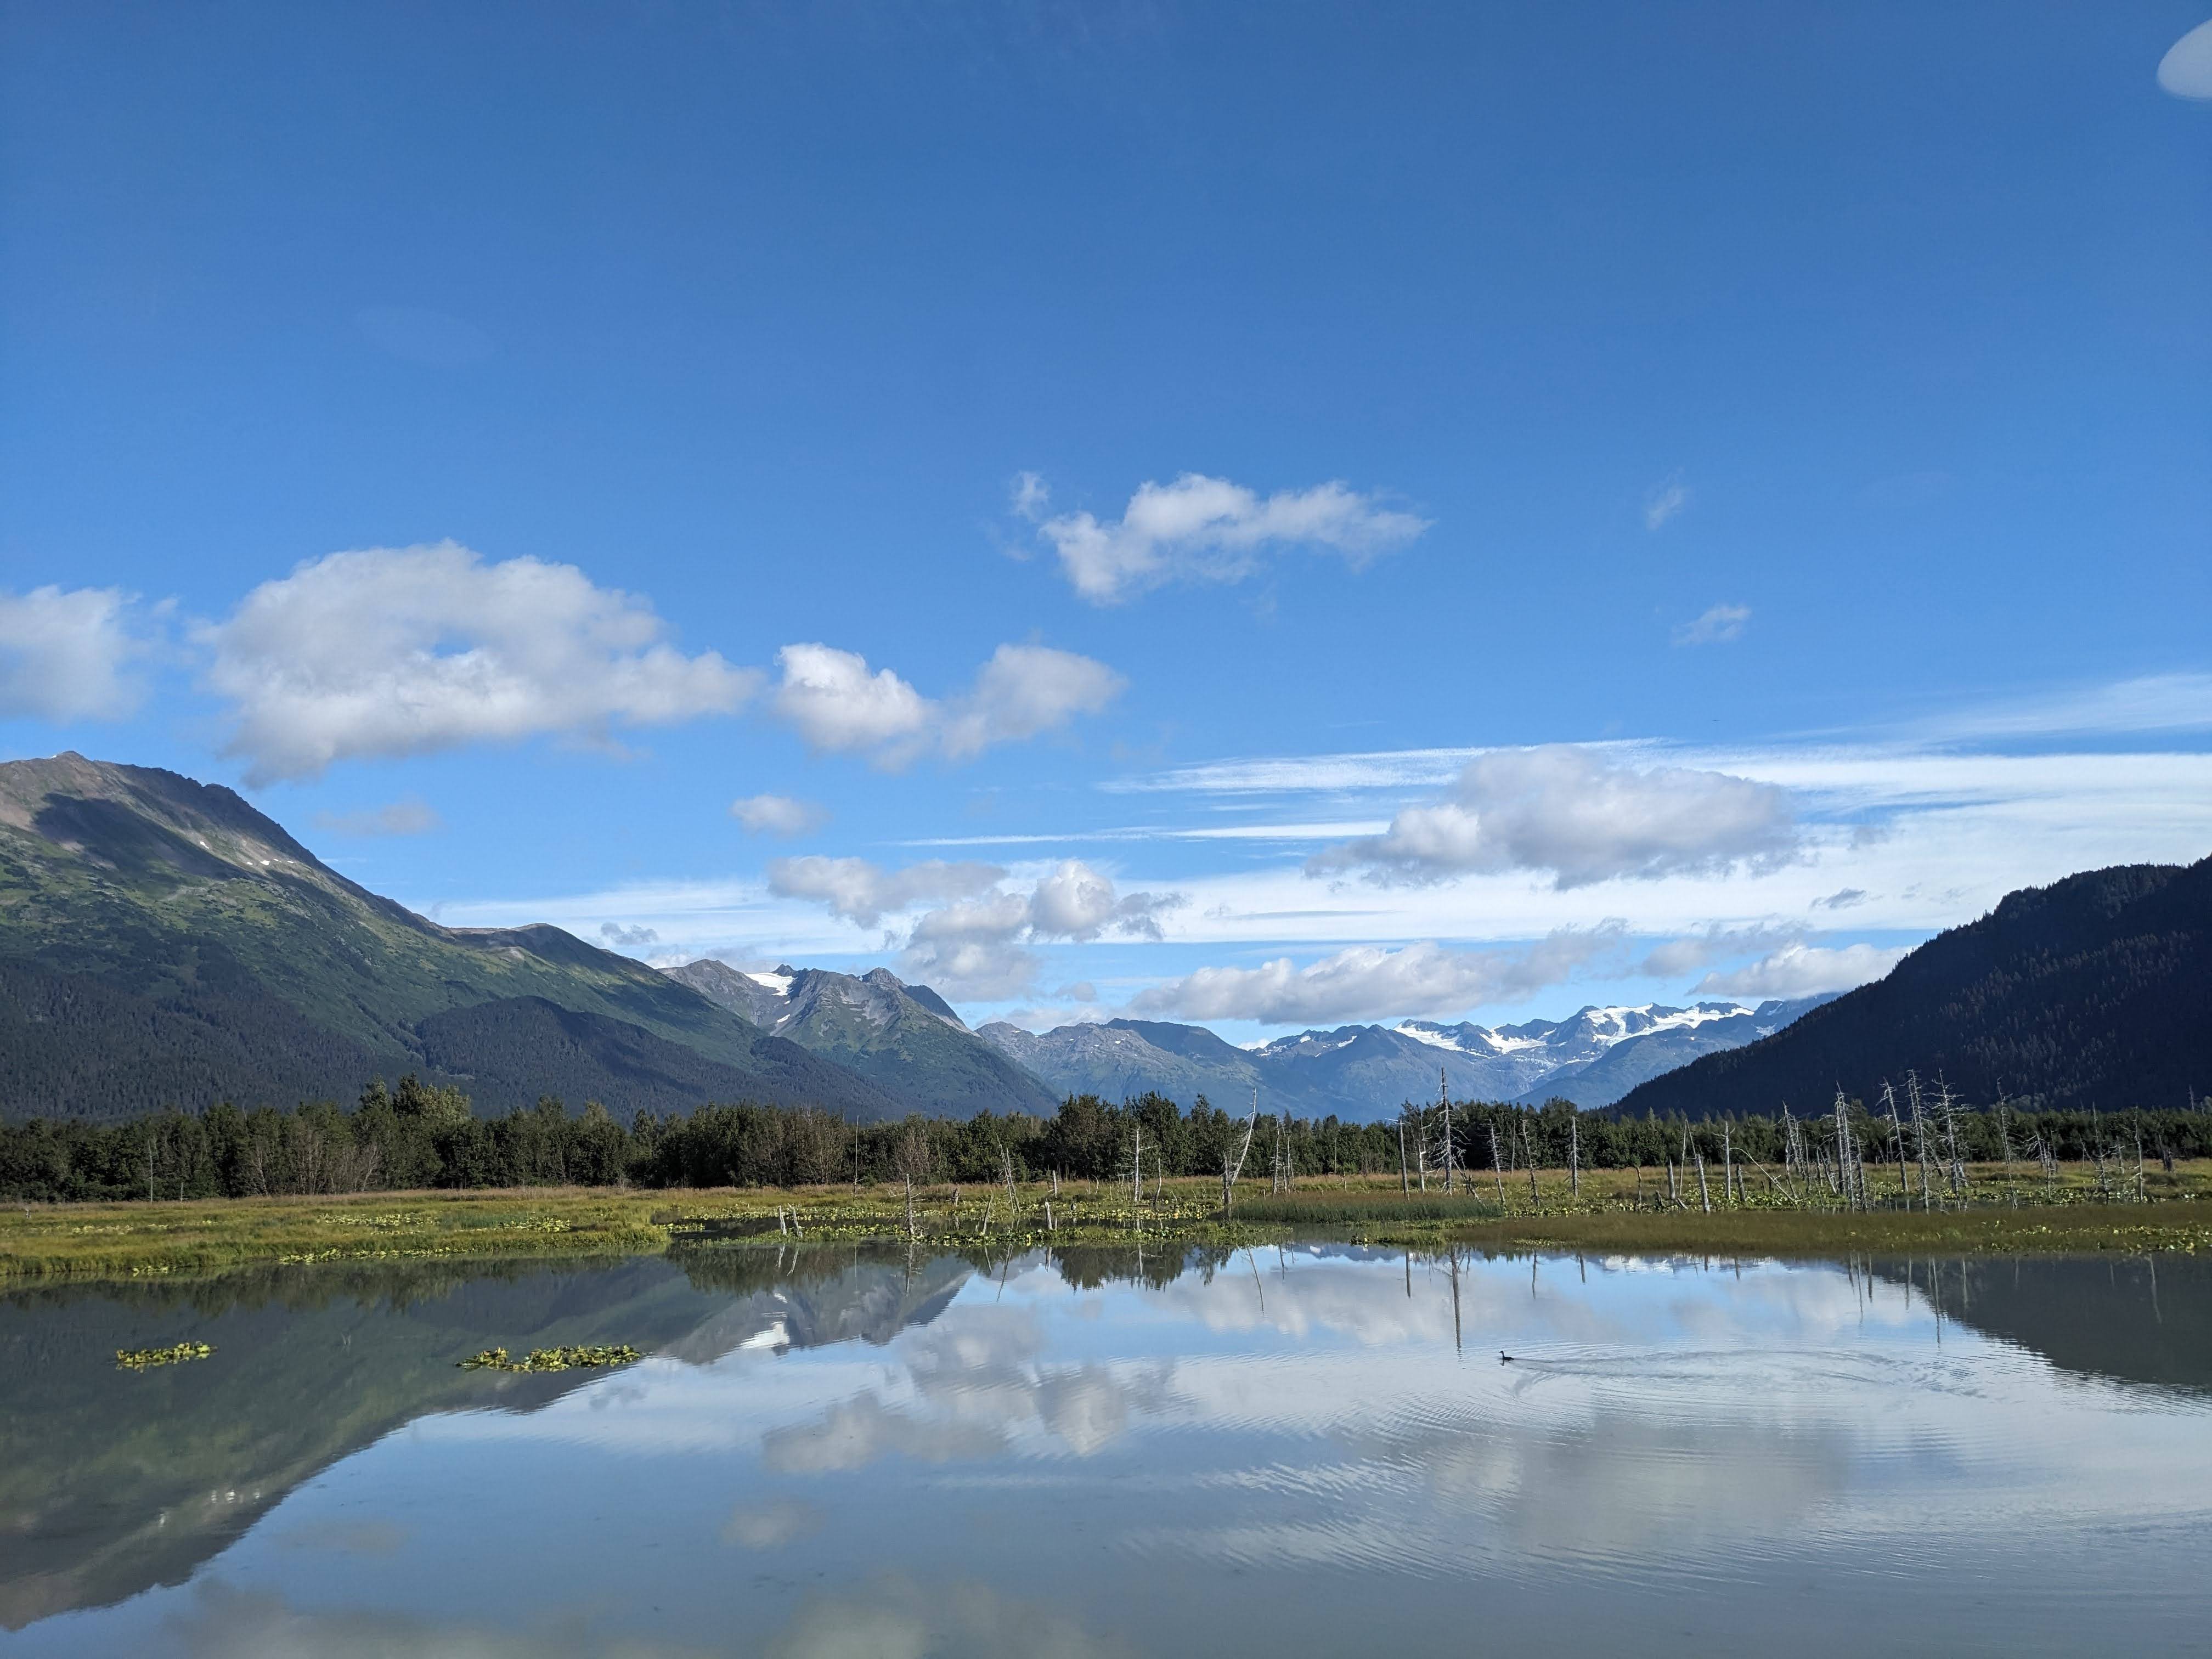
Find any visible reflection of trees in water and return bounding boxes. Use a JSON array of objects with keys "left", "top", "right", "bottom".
[{"left": 1874, "top": 1252, "right": 2212, "bottom": 1393}]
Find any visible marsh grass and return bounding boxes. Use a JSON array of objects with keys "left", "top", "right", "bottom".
[
  {"left": 9, "top": 1163, "right": 2212, "bottom": 1283},
  {"left": 114, "top": 1340, "right": 213, "bottom": 1369},
  {"left": 459, "top": 1344, "right": 641, "bottom": 1372},
  {"left": 1233, "top": 1192, "right": 1505, "bottom": 1224}
]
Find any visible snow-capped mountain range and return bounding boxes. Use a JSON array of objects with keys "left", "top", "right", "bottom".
[
  {"left": 662, "top": 960, "right": 1058, "bottom": 1118},
  {"left": 980, "top": 997, "right": 1837, "bottom": 1121},
  {"left": 655, "top": 951, "right": 1836, "bottom": 1122}
]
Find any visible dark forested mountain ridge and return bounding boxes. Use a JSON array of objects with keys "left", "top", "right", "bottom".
[
  {"left": 1614, "top": 855, "right": 2212, "bottom": 1119},
  {"left": 662, "top": 960, "right": 1058, "bottom": 1118},
  {"left": 0, "top": 754, "right": 895, "bottom": 1122}
]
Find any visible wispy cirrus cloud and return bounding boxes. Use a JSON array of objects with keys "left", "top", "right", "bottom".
[
  {"left": 1023, "top": 472, "right": 1429, "bottom": 604},
  {"left": 1672, "top": 603, "right": 1750, "bottom": 646},
  {"left": 1644, "top": 475, "right": 1691, "bottom": 531},
  {"left": 730, "top": 794, "right": 829, "bottom": 837}
]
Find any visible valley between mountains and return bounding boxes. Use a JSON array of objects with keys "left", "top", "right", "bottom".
[{"left": 3, "top": 753, "right": 2203, "bottom": 1125}]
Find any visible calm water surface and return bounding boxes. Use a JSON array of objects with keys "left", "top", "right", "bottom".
[{"left": 4, "top": 1244, "right": 2208, "bottom": 1657}]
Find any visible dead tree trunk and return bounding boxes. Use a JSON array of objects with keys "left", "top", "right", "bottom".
[{"left": 1222, "top": 1090, "right": 1261, "bottom": 1218}]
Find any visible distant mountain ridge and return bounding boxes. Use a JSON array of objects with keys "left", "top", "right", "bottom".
[
  {"left": 661, "top": 960, "right": 1058, "bottom": 1119},
  {"left": 0, "top": 753, "right": 897, "bottom": 1122},
  {"left": 978, "top": 996, "right": 1835, "bottom": 1121},
  {"left": 1614, "top": 855, "right": 2212, "bottom": 1119}
]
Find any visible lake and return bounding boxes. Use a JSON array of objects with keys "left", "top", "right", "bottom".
[{"left": 4, "top": 1243, "right": 2207, "bottom": 1656}]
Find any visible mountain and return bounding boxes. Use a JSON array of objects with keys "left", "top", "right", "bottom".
[
  {"left": 1504, "top": 999, "right": 1834, "bottom": 1107},
  {"left": 1397, "top": 998, "right": 1836, "bottom": 1108},
  {"left": 0, "top": 753, "right": 896, "bottom": 1123},
  {"left": 980, "top": 999, "right": 1837, "bottom": 1121},
  {"left": 979, "top": 1018, "right": 1266, "bottom": 1110},
  {"left": 1614, "top": 855, "right": 2212, "bottom": 1120},
  {"left": 663, "top": 961, "right": 1058, "bottom": 1119}
]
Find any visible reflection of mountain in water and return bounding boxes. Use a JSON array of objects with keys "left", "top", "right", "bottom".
[
  {"left": 1874, "top": 1254, "right": 2212, "bottom": 1394},
  {"left": 667, "top": 1246, "right": 969, "bottom": 1362},
  {"left": 0, "top": 1248, "right": 969, "bottom": 1629}
]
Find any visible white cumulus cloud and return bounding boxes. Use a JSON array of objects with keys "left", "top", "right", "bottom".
[
  {"left": 769, "top": 854, "right": 1180, "bottom": 999},
  {"left": 769, "top": 642, "right": 1122, "bottom": 768},
  {"left": 765, "top": 855, "right": 1005, "bottom": 929},
  {"left": 0, "top": 585, "right": 147, "bottom": 722},
  {"left": 204, "top": 543, "right": 759, "bottom": 784},
  {"left": 770, "top": 643, "right": 933, "bottom": 757},
  {"left": 899, "top": 860, "right": 1182, "bottom": 998},
  {"left": 1672, "top": 603, "right": 1750, "bottom": 646},
  {"left": 940, "top": 645, "right": 1125, "bottom": 759},
  {"left": 1310, "top": 744, "right": 1798, "bottom": 889},
  {"left": 730, "top": 794, "right": 829, "bottom": 837},
  {"left": 2159, "top": 19, "right": 2212, "bottom": 98},
  {"left": 1129, "top": 930, "right": 1618, "bottom": 1025},
  {"left": 1695, "top": 941, "right": 1907, "bottom": 999},
  {"left": 1032, "top": 472, "right": 1429, "bottom": 603}
]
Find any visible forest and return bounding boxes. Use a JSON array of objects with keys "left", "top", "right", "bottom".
[{"left": 5, "top": 1074, "right": 2210, "bottom": 1204}]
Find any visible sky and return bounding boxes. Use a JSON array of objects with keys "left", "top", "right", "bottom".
[{"left": 3, "top": 2, "right": 2209, "bottom": 1045}]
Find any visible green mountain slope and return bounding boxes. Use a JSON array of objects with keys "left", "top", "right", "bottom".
[
  {"left": 665, "top": 960, "right": 1060, "bottom": 1118},
  {"left": 1615, "top": 855, "right": 2212, "bottom": 1119},
  {"left": 0, "top": 754, "right": 895, "bottom": 1122}
]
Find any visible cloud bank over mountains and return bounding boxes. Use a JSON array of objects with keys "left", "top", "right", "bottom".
[
  {"left": 1129, "top": 931, "right": 1622, "bottom": 1024},
  {"left": 10, "top": 523, "right": 2207, "bottom": 1039},
  {"left": 769, "top": 854, "right": 1181, "bottom": 998}
]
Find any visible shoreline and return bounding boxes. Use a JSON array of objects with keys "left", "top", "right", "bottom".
[{"left": 6, "top": 1167, "right": 2210, "bottom": 1283}]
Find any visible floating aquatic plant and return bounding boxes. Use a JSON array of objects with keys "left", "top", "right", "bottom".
[
  {"left": 116, "top": 1341, "right": 212, "bottom": 1370},
  {"left": 459, "top": 1344, "right": 641, "bottom": 1373}
]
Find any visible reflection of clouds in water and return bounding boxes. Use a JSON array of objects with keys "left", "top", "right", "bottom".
[
  {"left": 1151, "top": 1251, "right": 1926, "bottom": 1358},
  {"left": 761, "top": 1301, "right": 1176, "bottom": 1471},
  {"left": 766, "top": 1575, "right": 1133, "bottom": 1659},
  {"left": 1421, "top": 1408, "right": 1850, "bottom": 1565},
  {"left": 166, "top": 1580, "right": 707, "bottom": 1657},
  {"left": 761, "top": 1391, "right": 1006, "bottom": 1474},
  {"left": 1144, "top": 1250, "right": 1652, "bottom": 1351},
  {"left": 721, "top": 1496, "right": 823, "bottom": 1548},
  {"left": 168, "top": 1575, "right": 1131, "bottom": 1659}
]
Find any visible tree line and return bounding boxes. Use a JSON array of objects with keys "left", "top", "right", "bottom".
[{"left": 4, "top": 1075, "right": 2209, "bottom": 1204}]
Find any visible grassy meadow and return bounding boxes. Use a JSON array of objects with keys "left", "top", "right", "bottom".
[{"left": 8, "top": 1157, "right": 2212, "bottom": 1282}]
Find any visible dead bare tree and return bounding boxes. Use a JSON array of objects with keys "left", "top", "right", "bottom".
[{"left": 1221, "top": 1090, "right": 1262, "bottom": 1218}]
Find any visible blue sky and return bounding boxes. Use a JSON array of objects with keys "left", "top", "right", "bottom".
[{"left": 3, "top": 3, "right": 2209, "bottom": 1042}]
